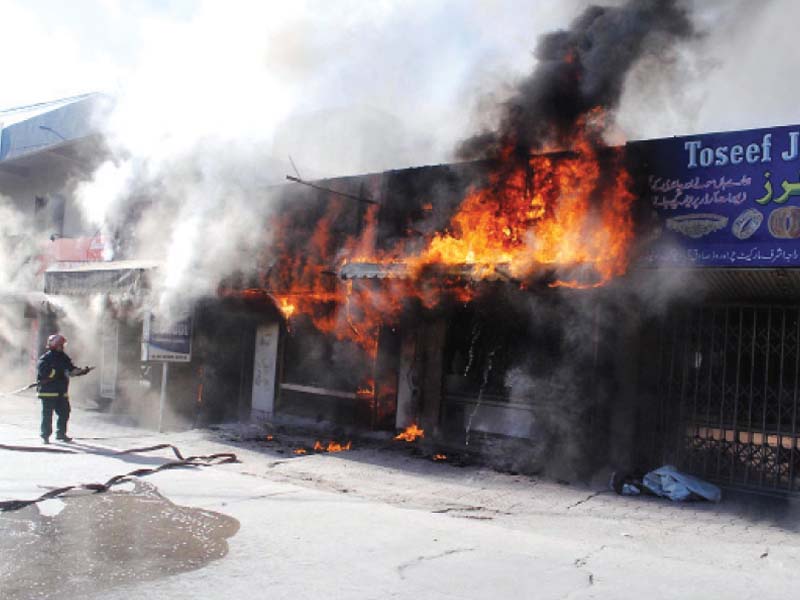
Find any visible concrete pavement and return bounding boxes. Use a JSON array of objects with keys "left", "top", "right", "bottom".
[{"left": 1, "top": 392, "right": 799, "bottom": 599}]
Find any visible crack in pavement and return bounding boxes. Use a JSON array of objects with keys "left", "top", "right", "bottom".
[
  {"left": 432, "top": 505, "right": 511, "bottom": 516},
  {"left": 574, "top": 544, "right": 607, "bottom": 568},
  {"left": 568, "top": 543, "right": 607, "bottom": 595},
  {"left": 566, "top": 491, "right": 608, "bottom": 510},
  {"left": 560, "top": 544, "right": 607, "bottom": 600},
  {"left": 397, "top": 548, "right": 476, "bottom": 579}
]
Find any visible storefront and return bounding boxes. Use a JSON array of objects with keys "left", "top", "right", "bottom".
[{"left": 630, "top": 123, "right": 800, "bottom": 495}]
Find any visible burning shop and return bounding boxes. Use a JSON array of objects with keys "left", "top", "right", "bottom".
[
  {"left": 234, "top": 116, "right": 643, "bottom": 481},
  {"left": 227, "top": 0, "right": 697, "bottom": 478}
]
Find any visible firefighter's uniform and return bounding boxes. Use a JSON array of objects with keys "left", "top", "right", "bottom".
[{"left": 37, "top": 349, "right": 79, "bottom": 442}]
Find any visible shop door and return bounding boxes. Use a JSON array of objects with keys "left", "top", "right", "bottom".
[{"left": 651, "top": 305, "right": 800, "bottom": 494}]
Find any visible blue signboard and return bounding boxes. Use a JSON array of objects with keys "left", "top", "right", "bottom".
[
  {"left": 632, "top": 124, "right": 800, "bottom": 267},
  {"left": 141, "top": 313, "right": 193, "bottom": 362}
]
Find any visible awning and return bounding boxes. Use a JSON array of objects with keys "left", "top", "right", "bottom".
[{"left": 44, "top": 260, "right": 158, "bottom": 296}]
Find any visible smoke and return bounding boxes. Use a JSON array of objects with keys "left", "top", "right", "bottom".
[
  {"left": 0, "top": 202, "right": 40, "bottom": 388},
  {"left": 65, "top": 1, "right": 591, "bottom": 321},
  {"left": 41, "top": 0, "right": 701, "bottom": 325},
  {"left": 76, "top": 146, "right": 288, "bottom": 320},
  {"left": 617, "top": 0, "right": 800, "bottom": 140},
  {"left": 444, "top": 0, "right": 700, "bottom": 479},
  {"left": 459, "top": 0, "right": 693, "bottom": 159}
]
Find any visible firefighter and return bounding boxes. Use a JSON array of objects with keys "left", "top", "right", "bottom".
[{"left": 37, "top": 334, "right": 92, "bottom": 444}]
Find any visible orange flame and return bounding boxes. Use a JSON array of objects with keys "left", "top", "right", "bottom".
[
  {"left": 356, "top": 380, "right": 375, "bottom": 397},
  {"left": 395, "top": 423, "right": 424, "bottom": 442},
  {"left": 313, "top": 440, "right": 353, "bottom": 452},
  {"left": 407, "top": 127, "right": 633, "bottom": 288},
  {"left": 433, "top": 454, "right": 447, "bottom": 461},
  {"left": 277, "top": 297, "right": 297, "bottom": 319},
  {"left": 293, "top": 448, "right": 307, "bottom": 455},
  {"left": 232, "top": 113, "right": 634, "bottom": 357}
]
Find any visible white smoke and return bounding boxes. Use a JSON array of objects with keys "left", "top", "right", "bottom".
[
  {"left": 0, "top": 202, "right": 40, "bottom": 386},
  {"left": 617, "top": 0, "right": 800, "bottom": 140},
  {"left": 9, "top": 0, "right": 782, "bottom": 323},
  {"left": 61, "top": 0, "right": 589, "bottom": 319}
]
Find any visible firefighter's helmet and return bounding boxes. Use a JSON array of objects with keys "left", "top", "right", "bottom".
[{"left": 46, "top": 334, "right": 67, "bottom": 350}]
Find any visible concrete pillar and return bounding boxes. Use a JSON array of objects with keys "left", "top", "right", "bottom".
[
  {"left": 395, "top": 328, "right": 419, "bottom": 429},
  {"left": 420, "top": 319, "right": 446, "bottom": 435}
]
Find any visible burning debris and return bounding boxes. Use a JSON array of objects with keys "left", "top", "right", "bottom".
[
  {"left": 313, "top": 440, "right": 353, "bottom": 453},
  {"left": 433, "top": 454, "right": 447, "bottom": 462},
  {"left": 356, "top": 383, "right": 375, "bottom": 398},
  {"left": 262, "top": 435, "right": 351, "bottom": 456},
  {"left": 395, "top": 424, "right": 424, "bottom": 443}
]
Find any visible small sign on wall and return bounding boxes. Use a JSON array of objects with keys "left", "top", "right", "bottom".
[{"left": 141, "top": 312, "right": 193, "bottom": 363}]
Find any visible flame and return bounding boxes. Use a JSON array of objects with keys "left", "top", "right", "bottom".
[
  {"left": 356, "top": 381, "right": 375, "bottom": 397},
  {"left": 266, "top": 435, "right": 274, "bottom": 441},
  {"left": 395, "top": 423, "right": 424, "bottom": 442},
  {"left": 407, "top": 125, "right": 633, "bottom": 288},
  {"left": 277, "top": 297, "right": 297, "bottom": 319},
  {"left": 227, "top": 113, "right": 635, "bottom": 364},
  {"left": 433, "top": 454, "right": 447, "bottom": 461},
  {"left": 293, "top": 448, "right": 307, "bottom": 455},
  {"left": 313, "top": 440, "right": 352, "bottom": 452}
]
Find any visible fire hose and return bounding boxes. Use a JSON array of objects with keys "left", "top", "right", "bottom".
[
  {"left": 5, "top": 366, "right": 96, "bottom": 396},
  {"left": 0, "top": 442, "right": 238, "bottom": 512}
]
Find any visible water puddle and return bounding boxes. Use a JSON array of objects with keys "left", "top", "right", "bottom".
[{"left": 0, "top": 481, "right": 239, "bottom": 599}]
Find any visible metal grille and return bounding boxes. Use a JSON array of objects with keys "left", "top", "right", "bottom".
[{"left": 653, "top": 304, "right": 800, "bottom": 494}]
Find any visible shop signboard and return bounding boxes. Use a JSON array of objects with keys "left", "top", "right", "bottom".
[
  {"left": 632, "top": 124, "right": 800, "bottom": 267},
  {"left": 141, "top": 312, "right": 193, "bottom": 363}
]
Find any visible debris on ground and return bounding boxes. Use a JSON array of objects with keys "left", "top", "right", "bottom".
[{"left": 610, "top": 465, "right": 721, "bottom": 502}]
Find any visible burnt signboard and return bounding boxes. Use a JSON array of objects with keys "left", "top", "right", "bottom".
[{"left": 631, "top": 124, "right": 800, "bottom": 267}]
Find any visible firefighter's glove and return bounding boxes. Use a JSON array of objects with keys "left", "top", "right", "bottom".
[{"left": 70, "top": 366, "right": 94, "bottom": 377}]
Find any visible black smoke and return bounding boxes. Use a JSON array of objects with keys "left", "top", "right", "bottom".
[{"left": 458, "top": 0, "right": 694, "bottom": 160}]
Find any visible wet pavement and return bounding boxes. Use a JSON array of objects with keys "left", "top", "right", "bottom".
[
  {"left": 0, "top": 481, "right": 239, "bottom": 600},
  {"left": 3, "top": 394, "right": 800, "bottom": 599}
]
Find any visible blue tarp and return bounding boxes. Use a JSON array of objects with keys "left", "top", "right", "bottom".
[{"left": 642, "top": 465, "right": 722, "bottom": 502}]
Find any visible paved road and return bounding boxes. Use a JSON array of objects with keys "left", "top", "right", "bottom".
[{"left": 1, "top": 393, "right": 798, "bottom": 599}]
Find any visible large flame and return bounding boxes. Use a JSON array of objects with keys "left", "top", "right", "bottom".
[
  {"left": 408, "top": 130, "right": 633, "bottom": 288},
  {"left": 227, "top": 116, "right": 634, "bottom": 380}
]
